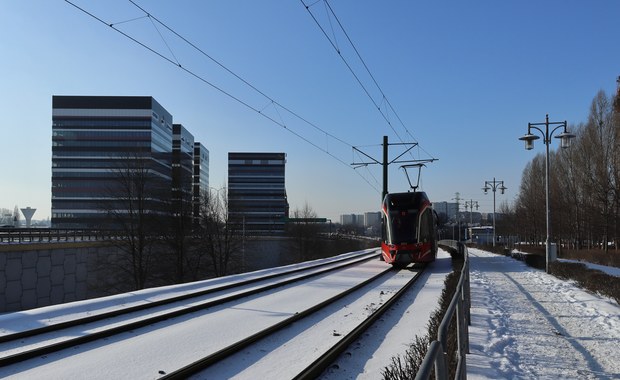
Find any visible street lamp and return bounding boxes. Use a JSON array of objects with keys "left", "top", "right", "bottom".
[
  {"left": 482, "top": 178, "right": 506, "bottom": 247},
  {"left": 519, "top": 114, "right": 575, "bottom": 273},
  {"left": 463, "top": 200, "right": 479, "bottom": 241}
]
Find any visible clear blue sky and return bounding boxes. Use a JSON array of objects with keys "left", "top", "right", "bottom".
[{"left": 1, "top": 0, "right": 618, "bottom": 222}]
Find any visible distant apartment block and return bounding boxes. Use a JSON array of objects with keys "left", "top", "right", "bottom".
[
  {"left": 433, "top": 201, "right": 459, "bottom": 221},
  {"left": 227, "top": 152, "right": 288, "bottom": 235},
  {"left": 340, "top": 214, "right": 364, "bottom": 226},
  {"left": 51, "top": 96, "right": 209, "bottom": 228},
  {"left": 364, "top": 211, "right": 381, "bottom": 227}
]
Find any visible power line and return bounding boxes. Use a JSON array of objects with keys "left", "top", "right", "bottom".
[
  {"left": 64, "top": 0, "right": 380, "bottom": 193},
  {"left": 125, "top": 0, "right": 353, "bottom": 149},
  {"left": 300, "top": 0, "right": 436, "bottom": 160}
]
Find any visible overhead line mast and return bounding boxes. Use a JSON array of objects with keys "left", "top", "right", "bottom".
[{"left": 352, "top": 136, "right": 436, "bottom": 202}]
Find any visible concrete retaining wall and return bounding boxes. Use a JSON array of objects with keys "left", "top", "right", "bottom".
[
  {"left": 0, "top": 237, "right": 364, "bottom": 313},
  {"left": 0, "top": 246, "right": 98, "bottom": 312},
  {"left": 0, "top": 240, "right": 286, "bottom": 313}
]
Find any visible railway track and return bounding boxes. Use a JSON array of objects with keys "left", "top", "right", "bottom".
[
  {"left": 179, "top": 262, "right": 427, "bottom": 380},
  {"left": 0, "top": 249, "right": 429, "bottom": 379}
]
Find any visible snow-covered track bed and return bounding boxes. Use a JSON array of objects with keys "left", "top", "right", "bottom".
[
  {"left": 167, "top": 263, "right": 426, "bottom": 379},
  {"left": 0, "top": 250, "right": 380, "bottom": 376}
]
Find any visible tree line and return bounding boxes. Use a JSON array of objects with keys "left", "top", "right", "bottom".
[
  {"left": 506, "top": 87, "right": 620, "bottom": 252},
  {"left": 93, "top": 156, "right": 372, "bottom": 294}
]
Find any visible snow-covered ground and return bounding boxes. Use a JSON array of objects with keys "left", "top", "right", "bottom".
[
  {"left": 557, "top": 258, "right": 620, "bottom": 278},
  {"left": 0, "top": 249, "right": 452, "bottom": 379},
  {"left": 3, "top": 246, "right": 618, "bottom": 379},
  {"left": 318, "top": 249, "right": 452, "bottom": 379},
  {"left": 467, "top": 248, "right": 620, "bottom": 379}
]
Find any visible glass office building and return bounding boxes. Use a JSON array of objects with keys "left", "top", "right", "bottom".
[
  {"left": 172, "top": 124, "right": 195, "bottom": 215},
  {"left": 193, "top": 142, "right": 210, "bottom": 223},
  {"left": 228, "top": 152, "right": 288, "bottom": 235},
  {"left": 51, "top": 96, "right": 208, "bottom": 229}
]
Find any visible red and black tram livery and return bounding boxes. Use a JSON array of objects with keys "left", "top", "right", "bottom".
[{"left": 381, "top": 191, "right": 438, "bottom": 266}]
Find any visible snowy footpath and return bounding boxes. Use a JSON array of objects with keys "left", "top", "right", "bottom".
[{"left": 466, "top": 248, "right": 620, "bottom": 379}]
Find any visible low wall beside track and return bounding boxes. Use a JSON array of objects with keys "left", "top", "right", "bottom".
[
  {"left": 0, "top": 244, "right": 106, "bottom": 312},
  {"left": 0, "top": 239, "right": 291, "bottom": 313}
]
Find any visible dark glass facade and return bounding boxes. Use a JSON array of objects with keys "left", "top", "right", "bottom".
[
  {"left": 172, "top": 124, "right": 195, "bottom": 215},
  {"left": 228, "top": 152, "right": 288, "bottom": 235},
  {"left": 51, "top": 96, "right": 208, "bottom": 229},
  {"left": 193, "top": 143, "right": 209, "bottom": 223}
]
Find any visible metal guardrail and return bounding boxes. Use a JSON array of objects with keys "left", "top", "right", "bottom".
[
  {"left": 0, "top": 228, "right": 117, "bottom": 243},
  {"left": 415, "top": 240, "right": 470, "bottom": 380}
]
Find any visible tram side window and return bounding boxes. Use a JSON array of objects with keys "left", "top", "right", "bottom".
[{"left": 419, "top": 209, "right": 432, "bottom": 243}]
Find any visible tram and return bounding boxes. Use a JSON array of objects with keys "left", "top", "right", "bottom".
[{"left": 381, "top": 191, "right": 438, "bottom": 267}]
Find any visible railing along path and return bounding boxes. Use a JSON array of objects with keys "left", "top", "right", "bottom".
[{"left": 416, "top": 240, "right": 470, "bottom": 380}]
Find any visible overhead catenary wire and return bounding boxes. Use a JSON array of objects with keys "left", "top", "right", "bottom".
[
  {"left": 300, "top": 0, "right": 403, "bottom": 142},
  {"left": 63, "top": 0, "right": 380, "bottom": 194},
  {"left": 126, "top": 0, "right": 353, "bottom": 149},
  {"left": 300, "top": 0, "right": 437, "bottom": 161}
]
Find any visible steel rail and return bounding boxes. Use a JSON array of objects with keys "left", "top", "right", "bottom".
[
  {"left": 0, "top": 249, "right": 378, "bottom": 345},
  {"left": 0, "top": 251, "right": 379, "bottom": 367},
  {"left": 161, "top": 265, "right": 402, "bottom": 379},
  {"left": 294, "top": 264, "right": 426, "bottom": 379}
]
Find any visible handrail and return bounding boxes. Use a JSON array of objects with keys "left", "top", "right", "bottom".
[
  {"left": 415, "top": 241, "right": 470, "bottom": 380},
  {"left": 0, "top": 228, "right": 118, "bottom": 243}
]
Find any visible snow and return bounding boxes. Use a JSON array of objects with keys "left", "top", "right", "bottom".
[
  {"left": 467, "top": 248, "right": 620, "bottom": 379},
  {"left": 557, "top": 258, "right": 620, "bottom": 278},
  {"left": 1, "top": 247, "right": 619, "bottom": 379},
  {"left": 0, "top": 249, "right": 378, "bottom": 336},
  {"left": 318, "top": 249, "right": 452, "bottom": 379},
  {"left": 0, "top": 254, "right": 394, "bottom": 379}
]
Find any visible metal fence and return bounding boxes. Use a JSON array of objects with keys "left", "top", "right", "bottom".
[
  {"left": 0, "top": 228, "right": 117, "bottom": 243},
  {"left": 415, "top": 240, "right": 470, "bottom": 380}
]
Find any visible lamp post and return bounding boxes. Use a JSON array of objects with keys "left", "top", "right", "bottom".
[
  {"left": 519, "top": 114, "right": 575, "bottom": 273},
  {"left": 464, "top": 200, "right": 479, "bottom": 241},
  {"left": 482, "top": 178, "right": 506, "bottom": 247}
]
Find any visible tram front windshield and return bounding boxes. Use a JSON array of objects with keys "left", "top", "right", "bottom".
[{"left": 388, "top": 209, "right": 418, "bottom": 243}]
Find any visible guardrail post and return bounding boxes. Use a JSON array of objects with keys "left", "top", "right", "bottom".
[
  {"left": 414, "top": 341, "right": 448, "bottom": 380},
  {"left": 417, "top": 244, "right": 470, "bottom": 380}
]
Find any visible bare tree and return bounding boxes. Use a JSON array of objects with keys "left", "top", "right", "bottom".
[
  {"left": 287, "top": 202, "right": 321, "bottom": 262},
  {"left": 0, "top": 208, "right": 13, "bottom": 225},
  {"left": 552, "top": 125, "right": 586, "bottom": 249},
  {"left": 517, "top": 88, "right": 620, "bottom": 252},
  {"left": 13, "top": 205, "right": 20, "bottom": 227},
  {"left": 197, "top": 187, "right": 243, "bottom": 277},
  {"left": 582, "top": 91, "right": 616, "bottom": 251},
  {"left": 103, "top": 153, "right": 164, "bottom": 290},
  {"left": 515, "top": 155, "right": 546, "bottom": 244},
  {"left": 161, "top": 156, "right": 194, "bottom": 283}
]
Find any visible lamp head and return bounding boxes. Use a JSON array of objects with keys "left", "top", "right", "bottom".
[
  {"left": 519, "top": 133, "right": 539, "bottom": 150},
  {"left": 499, "top": 184, "right": 507, "bottom": 195},
  {"left": 555, "top": 130, "right": 576, "bottom": 149}
]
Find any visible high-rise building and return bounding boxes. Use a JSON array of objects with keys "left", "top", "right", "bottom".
[
  {"left": 172, "top": 124, "right": 195, "bottom": 222},
  {"left": 433, "top": 201, "right": 459, "bottom": 221},
  {"left": 364, "top": 211, "right": 381, "bottom": 227},
  {"left": 227, "top": 152, "right": 288, "bottom": 235},
  {"left": 340, "top": 214, "right": 364, "bottom": 226},
  {"left": 193, "top": 142, "right": 209, "bottom": 223},
  {"left": 51, "top": 96, "right": 208, "bottom": 229}
]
